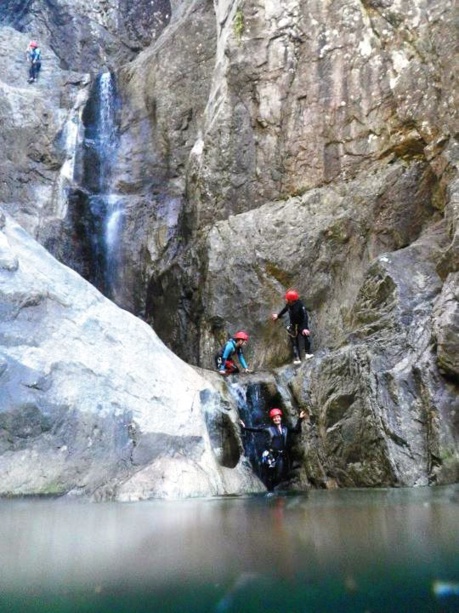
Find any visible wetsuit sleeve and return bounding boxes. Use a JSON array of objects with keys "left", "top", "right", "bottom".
[
  {"left": 237, "top": 348, "right": 248, "bottom": 370},
  {"left": 277, "top": 304, "right": 288, "bottom": 318},
  {"left": 289, "top": 418, "right": 304, "bottom": 434},
  {"left": 241, "top": 425, "right": 268, "bottom": 433},
  {"left": 299, "top": 302, "right": 309, "bottom": 330}
]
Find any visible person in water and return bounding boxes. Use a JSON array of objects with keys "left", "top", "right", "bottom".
[
  {"left": 216, "top": 331, "right": 251, "bottom": 376},
  {"left": 272, "top": 288, "right": 313, "bottom": 365},
  {"left": 240, "top": 407, "right": 306, "bottom": 491}
]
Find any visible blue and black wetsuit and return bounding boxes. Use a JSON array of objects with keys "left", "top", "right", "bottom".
[
  {"left": 217, "top": 338, "right": 248, "bottom": 374},
  {"left": 242, "top": 418, "right": 304, "bottom": 489},
  {"left": 27, "top": 47, "right": 41, "bottom": 82}
]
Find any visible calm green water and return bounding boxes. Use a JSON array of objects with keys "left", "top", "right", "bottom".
[{"left": 0, "top": 486, "right": 457, "bottom": 612}]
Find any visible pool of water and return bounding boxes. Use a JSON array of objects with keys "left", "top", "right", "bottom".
[{"left": 0, "top": 486, "right": 457, "bottom": 612}]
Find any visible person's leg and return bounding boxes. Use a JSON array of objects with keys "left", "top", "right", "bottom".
[
  {"left": 303, "top": 332, "right": 313, "bottom": 358},
  {"left": 261, "top": 451, "right": 276, "bottom": 491},
  {"left": 274, "top": 454, "right": 285, "bottom": 487},
  {"left": 225, "top": 359, "right": 240, "bottom": 374},
  {"left": 292, "top": 334, "right": 301, "bottom": 363}
]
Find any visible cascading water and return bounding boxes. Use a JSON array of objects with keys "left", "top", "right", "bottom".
[
  {"left": 78, "top": 70, "right": 123, "bottom": 300},
  {"left": 54, "top": 90, "right": 86, "bottom": 220},
  {"left": 228, "top": 381, "right": 271, "bottom": 479}
]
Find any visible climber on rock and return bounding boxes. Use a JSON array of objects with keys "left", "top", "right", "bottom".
[
  {"left": 272, "top": 289, "right": 313, "bottom": 365},
  {"left": 240, "top": 407, "right": 307, "bottom": 491},
  {"left": 26, "top": 40, "right": 41, "bottom": 83},
  {"left": 215, "top": 330, "right": 251, "bottom": 376}
]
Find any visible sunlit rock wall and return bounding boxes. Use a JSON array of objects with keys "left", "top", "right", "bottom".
[{"left": 0, "top": 211, "right": 263, "bottom": 499}]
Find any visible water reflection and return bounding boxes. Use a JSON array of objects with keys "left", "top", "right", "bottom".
[{"left": 0, "top": 487, "right": 457, "bottom": 612}]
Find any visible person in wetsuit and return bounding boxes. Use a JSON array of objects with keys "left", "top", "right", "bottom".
[
  {"left": 240, "top": 407, "right": 306, "bottom": 491},
  {"left": 272, "top": 288, "right": 312, "bottom": 365},
  {"left": 26, "top": 40, "right": 41, "bottom": 83},
  {"left": 216, "top": 330, "right": 251, "bottom": 376}
]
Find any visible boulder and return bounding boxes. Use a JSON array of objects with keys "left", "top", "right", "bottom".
[{"left": 0, "top": 211, "right": 263, "bottom": 499}]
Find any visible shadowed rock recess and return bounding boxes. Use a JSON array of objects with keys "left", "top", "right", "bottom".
[{"left": 0, "top": 0, "right": 457, "bottom": 498}]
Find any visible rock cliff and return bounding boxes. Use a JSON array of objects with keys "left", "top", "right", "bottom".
[
  {"left": 0, "top": 0, "right": 457, "bottom": 497},
  {"left": 0, "top": 211, "right": 262, "bottom": 499}
]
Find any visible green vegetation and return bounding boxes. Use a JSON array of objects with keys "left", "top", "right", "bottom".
[{"left": 233, "top": 8, "right": 245, "bottom": 41}]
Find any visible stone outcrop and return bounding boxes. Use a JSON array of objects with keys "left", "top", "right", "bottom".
[
  {"left": 0, "top": 211, "right": 263, "bottom": 499},
  {"left": 0, "top": 0, "right": 457, "bottom": 496},
  {"left": 0, "top": 0, "right": 171, "bottom": 72}
]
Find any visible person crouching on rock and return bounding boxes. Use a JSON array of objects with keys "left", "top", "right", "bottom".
[
  {"left": 272, "top": 289, "right": 313, "bottom": 365},
  {"left": 216, "top": 331, "right": 251, "bottom": 376}
]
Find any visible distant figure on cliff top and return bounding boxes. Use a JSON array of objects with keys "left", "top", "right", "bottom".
[
  {"left": 215, "top": 331, "right": 251, "bottom": 376},
  {"left": 26, "top": 40, "right": 41, "bottom": 83},
  {"left": 271, "top": 289, "right": 313, "bottom": 365}
]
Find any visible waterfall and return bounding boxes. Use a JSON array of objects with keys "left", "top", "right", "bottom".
[
  {"left": 80, "top": 70, "right": 123, "bottom": 301},
  {"left": 228, "top": 381, "right": 267, "bottom": 478},
  {"left": 55, "top": 105, "right": 80, "bottom": 219},
  {"left": 96, "top": 71, "right": 118, "bottom": 193}
]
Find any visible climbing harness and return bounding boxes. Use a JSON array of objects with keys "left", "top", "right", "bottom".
[{"left": 286, "top": 324, "right": 298, "bottom": 338}]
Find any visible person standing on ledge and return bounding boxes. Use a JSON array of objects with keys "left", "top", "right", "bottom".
[
  {"left": 215, "top": 330, "right": 251, "bottom": 376},
  {"left": 26, "top": 40, "right": 41, "bottom": 83},
  {"left": 272, "top": 289, "right": 313, "bottom": 365}
]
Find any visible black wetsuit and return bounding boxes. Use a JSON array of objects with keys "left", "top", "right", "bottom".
[
  {"left": 242, "top": 418, "right": 303, "bottom": 490},
  {"left": 277, "top": 299, "right": 311, "bottom": 360}
]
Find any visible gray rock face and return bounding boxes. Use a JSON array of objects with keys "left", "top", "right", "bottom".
[
  {"left": 0, "top": 212, "right": 263, "bottom": 499},
  {"left": 187, "top": 0, "right": 457, "bottom": 223},
  {"left": 434, "top": 273, "right": 459, "bottom": 380},
  {"left": 0, "top": 0, "right": 171, "bottom": 72},
  {"left": 0, "top": 0, "right": 457, "bottom": 496},
  {"left": 0, "top": 26, "right": 90, "bottom": 241}
]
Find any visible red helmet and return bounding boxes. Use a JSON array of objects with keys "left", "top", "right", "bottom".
[
  {"left": 285, "top": 289, "right": 299, "bottom": 301},
  {"left": 29, "top": 41, "right": 38, "bottom": 48},
  {"left": 269, "top": 408, "right": 283, "bottom": 419},
  {"left": 233, "top": 331, "right": 249, "bottom": 341}
]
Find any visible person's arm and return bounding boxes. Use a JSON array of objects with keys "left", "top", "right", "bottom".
[
  {"left": 237, "top": 348, "right": 249, "bottom": 371},
  {"left": 239, "top": 419, "right": 266, "bottom": 433},
  {"left": 289, "top": 410, "right": 307, "bottom": 433},
  {"left": 299, "top": 303, "right": 310, "bottom": 335},
  {"left": 272, "top": 304, "right": 288, "bottom": 321}
]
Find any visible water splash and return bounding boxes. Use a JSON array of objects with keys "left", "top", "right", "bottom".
[
  {"left": 104, "top": 194, "right": 123, "bottom": 297},
  {"left": 433, "top": 580, "right": 459, "bottom": 598}
]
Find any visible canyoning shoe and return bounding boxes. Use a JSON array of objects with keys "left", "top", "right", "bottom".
[
  {"left": 293, "top": 358, "right": 301, "bottom": 365},
  {"left": 305, "top": 354, "right": 314, "bottom": 360}
]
